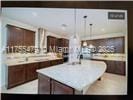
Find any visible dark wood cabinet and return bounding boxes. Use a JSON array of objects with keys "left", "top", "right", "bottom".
[
  {"left": 38, "top": 74, "right": 51, "bottom": 94},
  {"left": 47, "top": 36, "right": 57, "bottom": 52},
  {"left": 113, "top": 37, "right": 125, "bottom": 53},
  {"left": 6, "top": 24, "right": 35, "bottom": 53},
  {"left": 47, "top": 36, "right": 69, "bottom": 53},
  {"left": 52, "top": 80, "right": 74, "bottom": 94},
  {"left": 81, "top": 37, "right": 125, "bottom": 53},
  {"left": 105, "top": 60, "right": 125, "bottom": 75},
  {"left": 105, "top": 60, "right": 115, "bottom": 73},
  {"left": 57, "top": 59, "right": 64, "bottom": 64},
  {"left": 65, "top": 39, "right": 69, "bottom": 47},
  {"left": 8, "top": 65, "right": 26, "bottom": 88},
  {"left": 115, "top": 61, "right": 125, "bottom": 75},
  {"left": 26, "top": 63, "right": 39, "bottom": 82},
  {"left": 50, "top": 59, "right": 63, "bottom": 66},
  {"left": 91, "top": 59, "right": 125, "bottom": 75},
  {"left": 39, "top": 61, "right": 50, "bottom": 69},
  {"left": 7, "top": 25, "right": 24, "bottom": 53},
  {"left": 8, "top": 63, "right": 39, "bottom": 89},
  {"left": 58, "top": 38, "right": 69, "bottom": 47},
  {"left": 8, "top": 59, "right": 63, "bottom": 89},
  {"left": 38, "top": 74, "right": 74, "bottom": 94},
  {"left": 50, "top": 60, "right": 58, "bottom": 66},
  {"left": 57, "top": 38, "right": 69, "bottom": 62},
  {"left": 7, "top": 25, "right": 24, "bottom": 47},
  {"left": 24, "top": 30, "right": 35, "bottom": 46}
]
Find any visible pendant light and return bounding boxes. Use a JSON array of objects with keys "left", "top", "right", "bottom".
[
  {"left": 83, "top": 15, "right": 87, "bottom": 46},
  {"left": 73, "top": 9, "right": 77, "bottom": 41},
  {"left": 88, "top": 24, "right": 95, "bottom": 48}
]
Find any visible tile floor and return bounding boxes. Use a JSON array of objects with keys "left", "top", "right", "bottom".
[{"left": 2, "top": 73, "right": 127, "bottom": 95}]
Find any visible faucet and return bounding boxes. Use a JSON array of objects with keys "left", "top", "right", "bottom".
[{"left": 25, "top": 57, "right": 28, "bottom": 61}]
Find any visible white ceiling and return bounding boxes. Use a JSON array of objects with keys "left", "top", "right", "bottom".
[{"left": 2, "top": 8, "right": 127, "bottom": 38}]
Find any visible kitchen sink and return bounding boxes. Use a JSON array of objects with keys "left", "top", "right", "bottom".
[
  {"left": 35, "top": 59, "right": 49, "bottom": 61},
  {"left": 18, "top": 60, "right": 26, "bottom": 63}
]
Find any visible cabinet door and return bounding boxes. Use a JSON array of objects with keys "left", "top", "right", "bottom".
[
  {"left": 115, "top": 61, "right": 125, "bottom": 75},
  {"left": 64, "top": 39, "right": 69, "bottom": 47},
  {"left": 113, "top": 37, "right": 124, "bottom": 53},
  {"left": 58, "top": 39, "right": 63, "bottom": 47},
  {"left": 7, "top": 25, "right": 24, "bottom": 53},
  {"left": 52, "top": 80, "right": 74, "bottom": 94},
  {"left": 50, "top": 59, "right": 63, "bottom": 66},
  {"left": 39, "top": 61, "right": 50, "bottom": 69},
  {"left": 7, "top": 25, "right": 24, "bottom": 47},
  {"left": 47, "top": 36, "right": 50, "bottom": 52},
  {"left": 24, "top": 30, "right": 35, "bottom": 46},
  {"left": 26, "top": 63, "right": 39, "bottom": 81},
  {"left": 50, "top": 60, "right": 58, "bottom": 66},
  {"left": 105, "top": 61, "right": 115, "bottom": 73},
  {"left": 38, "top": 74, "right": 51, "bottom": 94},
  {"left": 47, "top": 36, "right": 56, "bottom": 52},
  {"left": 57, "top": 59, "right": 63, "bottom": 64},
  {"left": 8, "top": 65, "right": 26, "bottom": 88}
]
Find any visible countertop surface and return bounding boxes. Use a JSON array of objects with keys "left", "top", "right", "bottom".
[
  {"left": 82, "top": 53, "right": 126, "bottom": 61},
  {"left": 5, "top": 57, "right": 63, "bottom": 66},
  {"left": 37, "top": 60, "right": 106, "bottom": 93},
  {"left": 91, "top": 56, "right": 126, "bottom": 61}
]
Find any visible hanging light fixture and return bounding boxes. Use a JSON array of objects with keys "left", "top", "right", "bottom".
[
  {"left": 73, "top": 9, "right": 77, "bottom": 41},
  {"left": 88, "top": 24, "right": 95, "bottom": 48},
  {"left": 83, "top": 15, "right": 87, "bottom": 46}
]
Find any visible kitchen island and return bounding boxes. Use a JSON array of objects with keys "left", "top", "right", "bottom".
[{"left": 37, "top": 60, "right": 106, "bottom": 94}]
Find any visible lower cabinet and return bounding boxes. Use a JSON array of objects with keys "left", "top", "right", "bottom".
[
  {"left": 38, "top": 73, "right": 74, "bottom": 94},
  {"left": 8, "top": 65, "right": 26, "bottom": 89},
  {"left": 91, "top": 59, "right": 125, "bottom": 75},
  {"left": 26, "top": 63, "right": 39, "bottom": 82},
  {"left": 8, "top": 59, "right": 63, "bottom": 89},
  {"left": 50, "top": 59, "right": 63, "bottom": 66},
  {"left": 38, "top": 74, "right": 51, "bottom": 94},
  {"left": 57, "top": 59, "right": 64, "bottom": 64},
  {"left": 52, "top": 80, "right": 74, "bottom": 94},
  {"left": 105, "top": 60, "right": 125, "bottom": 75},
  {"left": 105, "top": 60, "right": 116, "bottom": 74},
  {"left": 114, "top": 61, "right": 125, "bottom": 75},
  {"left": 8, "top": 63, "right": 39, "bottom": 89},
  {"left": 39, "top": 61, "right": 50, "bottom": 69}
]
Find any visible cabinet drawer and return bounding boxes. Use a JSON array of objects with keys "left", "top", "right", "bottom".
[
  {"left": 115, "top": 61, "right": 125, "bottom": 75},
  {"left": 91, "top": 59, "right": 126, "bottom": 75},
  {"left": 50, "top": 60, "right": 58, "bottom": 66},
  {"left": 38, "top": 74, "right": 51, "bottom": 94},
  {"left": 52, "top": 80, "right": 74, "bottom": 94},
  {"left": 8, "top": 65, "right": 26, "bottom": 88},
  {"left": 50, "top": 59, "right": 63, "bottom": 66},
  {"left": 106, "top": 61, "right": 115, "bottom": 73},
  {"left": 26, "top": 63, "right": 39, "bottom": 81},
  {"left": 57, "top": 59, "right": 63, "bottom": 64},
  {"left": 39, "top": 61, "right": 50, "bottom": 69}
]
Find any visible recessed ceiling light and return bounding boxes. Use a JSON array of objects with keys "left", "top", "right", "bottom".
[
  {"left": 61, "top": 24, "right": 67, "bottom": 30},
  {"left": 32, "top": 12, "right": 37, "bottom": 17}
]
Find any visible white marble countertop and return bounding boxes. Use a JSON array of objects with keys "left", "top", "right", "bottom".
[
  {"left": 91, "top": 56, "right": 126, "bottom": 61},
  {"left": 5, "top": 57, "right": 63, "bottom": 66},
  {"left": 91, "top": 53, "right": 126, "bottom": 61},
  {"left": 37, "top": 60, "right": 106, "bottom": 93}
]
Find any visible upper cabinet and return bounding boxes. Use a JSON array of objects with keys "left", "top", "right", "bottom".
[
  {"left": 24, "top": 29, "right": 35, "bottom": 46},
  {"left": 58, "top": 38, "right": 69, "bottom": 47},
  {"left": 7, "top": 25, "right": 24, "bottom": 46},
  {"left": 47, "top": 36, "right": 69, "bottom": 52},
  {"left": 47, "top": 36, "right": 58, "bottom": 52},
  {"left": 7, "top": 25, "right": 35, "bottom": 49},
  {"left": 81, "top": 36, "right": 125, "bottom": 53}
]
